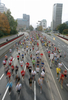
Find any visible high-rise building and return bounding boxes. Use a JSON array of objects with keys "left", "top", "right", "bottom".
[
  {"left": 52, "top": 3, "right": 63, "bottom": 31},
  {"left": 40, "top": 19, "right": 47, "bottom": 31},
  {"left": 0, "top": 3, "right": 8, "bottom": 13},
  {"left": 17, "top": 14, "right": 30, "bottom": 30}
]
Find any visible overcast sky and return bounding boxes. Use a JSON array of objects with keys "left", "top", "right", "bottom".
[{"left": 1, "top": 0, "right": 68, "bottom": 28}]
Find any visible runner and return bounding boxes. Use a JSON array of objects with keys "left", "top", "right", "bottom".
[
  {"left": 29, "top": 76, "right": 33, "bottom": 89},
  {"left": 20, "top": 60, "right": 23, "bottom": 67},
  {"left": 3, "top": 59, "right": 6, "bottom": 67},
  {"left": 11, "top": 65, "right": 14, "bottom": 75},
  {"left": 5, "top": 66, "right": 9, "bottom": 78},
  {"left": 10, "top": 56, "right": 13, "bottom": 61},
  {"left": 8, "top": 60, "right": 12, "bottom": 66},
  {"left": 32, "top": 58, "right": 36, "bottom": 68},
  {"left": 59, "top": 72, "right": 64, "bottom": 89},
  {"left": 18, "top": 50, "right": 21, "bottom": 55},
  {"left": 7, "top": 70, "right": 11, "bottom": 80},
  {"left": 58, "top": 62, "right": 62, "bottom": 69},
  {"left": 21, "top": 70, "right": 25, "bottom": 82},
  {"left": 16, "top": 82, "right": 22, "bottom": 98},
  {"left": 30, "top": 54, "right": 32, "bottom": 60},
  {"left": 56, "top": 67, "right": 61, "bottom": 79},
  {"left": 36, "top": 67, "right": 40, "bottom": 74},
  {"left": 17, "top": 54, "right": 19, "bottom": 62},
  {"left": 26, "top": 62, "right": 29, "bottom": 69},
  {"left": 15, "top": 65, "right": 19, "bottom": 74},
  {"left": 6, "top": 79, "right": 12, "bottom": 95},
  {"left": 64, "top": 52, "right": 66, "bottom": 58},
  {"left": 9, "top": 48, "right": 12, "bottom": 54},
  {"left": 5, "top": 54, "right": 8, "bottom": 60},
  {"left": 15, "top": 75, "right": 20, "bottom": 84},
  {"left": 63, "top": 70, "right": 67, "bottom": 79},
  {"left": 41, "top": 71, "right": 45, "bottom": 80},
  {"left": 31, "top": 70, "right": 36, "bottom": 82},
  {"left": 28, "top": 65, "right": 32, "bottom": 75},
  {"left": 38, "top": 77, "right": 43, "bottom": 93},
  {"left": 22, "top": 53, "right": 24, "bottom": 59}
]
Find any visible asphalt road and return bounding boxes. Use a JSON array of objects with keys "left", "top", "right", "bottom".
[
  {"left": 41, "top": 32, "right": 68, "bottom": 100},
  {"left": 0, "top": 33, "right": 53, "bottom": 100},
  {"left": 0, "top": 31, "right": 68, "bottom": 100}
]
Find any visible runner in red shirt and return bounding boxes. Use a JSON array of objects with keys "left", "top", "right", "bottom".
[
  {"left": 17, "top": 55, "right": 19, "bottom": 61},
  {"left": 37, "top": 42, "right": 39, "bottom": 47},
  {"left": 48, "top": 51, "right": 50, "bottom": 58},
  {"left": 54, "top": 47, "right": 56, "bottom": 51},
  {"left": 59, "top": 72, "right": 64, "bottom": 89},
  {"left": 7, "top": 70, "right": 11, "bottom": 80},
  {"left": 63, "top": 70, "right": 67, "bottom": 79},
  {"left": 21, "top": 70, "right": 25, "bottom": 80},
  {"left": 26, "top": 62, "right": 29, "bottom": 69}
]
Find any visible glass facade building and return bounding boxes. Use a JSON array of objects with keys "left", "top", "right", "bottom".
[{"left": 52, "top": 3, "right": 63, "bottom": 31}]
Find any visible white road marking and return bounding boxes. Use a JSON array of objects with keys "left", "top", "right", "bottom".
[
  {"left": 24, "top": 65, "right": 26, "bottom": 71},
  {"left": 34, "top": 81, "right": 36, "bottom": 100},
  {"left": 2, "top": 86, "right": 9, "bottom": 100},
  {"left": 13, "top": 58, "right": 15, "bottom": 61},
  {"left": 0, "top": 73, "right": 4, "bottom": 80},
  {"left": 62, "top": 62, "right": 68, "bottom": 70}
]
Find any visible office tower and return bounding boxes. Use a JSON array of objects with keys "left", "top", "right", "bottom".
[
  {"left": 52, "top": 3, "right": 63, "bottom": 31},
  {"left": 0, "top": 3, "right": 8, "bottom": 13},
  {"left": 17, "top": 14, "right": 30, "bottom": 30},
  {"left": 40, "top": 19, "right": 47, "bottom": 30}
]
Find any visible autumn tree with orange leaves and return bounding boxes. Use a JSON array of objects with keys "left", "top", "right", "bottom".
[{"left": 0, "top": 12, "right": 11, "bottom": 34}]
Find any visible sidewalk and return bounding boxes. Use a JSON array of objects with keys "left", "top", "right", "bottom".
[
  {"left": 38, "top": 40, "right": 62, "bottom": 100},
  {"left": 57, "top": 36, "right": 68, "bottom": 44}
]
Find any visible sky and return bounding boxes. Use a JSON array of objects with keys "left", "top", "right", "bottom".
[{"left": 1, "top": 0, "right": 68, "bottom": 28}]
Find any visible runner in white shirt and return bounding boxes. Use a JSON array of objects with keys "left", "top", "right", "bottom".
[
  {"left": 58, "top": 62, "right": 62, "bottom": 68},
  {"left": 20, "top": 60, "right": 23, "bottom": 67},
  {"left": 38, "top": 77, "right": 43, "bottom": 93},
  {"left": 16, "top": 82, "right": 22, "bottom": 97},
  {"left": 9, "top": 49, "right": 12, "bottom": 53},
  {"left": 54, "top": 52, "right": 57, "bottom": 57},
  {"left": 3, "top": 60, "right": 6, "bottom": 67},
  {"left": 41, "top": 71, "right": 45, "bottom": 80},
  {"left": 36, "top": 67, "right": 40, "bottom": 74},
  {"left": 26, "top": 48, "right": 28, "bottom": 52},
  {"left": 18, "top": 50, "right": 21, "bottom": 55},
  {"left": 31, "top": 70, "right": 36, "bottom": 82}
]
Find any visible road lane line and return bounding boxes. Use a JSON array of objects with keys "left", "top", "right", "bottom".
[
  {"left": 2, "top": 86, "right": 9, "bottom": 100},
  {"left": 0, "top": 73, "right": 4, "bottom": 80},
  {"left": 24, "top": 65, "right": 26, "bottom": 71},
  {"left": 62, "top": 62, "right": 68, "bottom": 70},
  {"left": 13, "top": 58, "right": 15, "bottom": 61},
  {"left": 34, "top": 81, "right": 36, "bottom": 100}
]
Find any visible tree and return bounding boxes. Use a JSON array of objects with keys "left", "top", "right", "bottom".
[
  {"left": 29, "top": 25, "right": 34, "bottom": 31},
  {"left": 56, "top": 23, "right": 68, "bottom": 34},
  {"left": 62, "top": 29, "right": 68, "bottom": 35},
  {"left": 0, "top": 30, "right": 4, "bottom": 37},
  {"left": 37, "top": 26, "right": 43, "bottom": 31},
  {"left": 4, "top": 10, "right": 18, "bottom": 35},
  {"left": 0, "top": 13, "right": 11, "bottom": 35}
]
